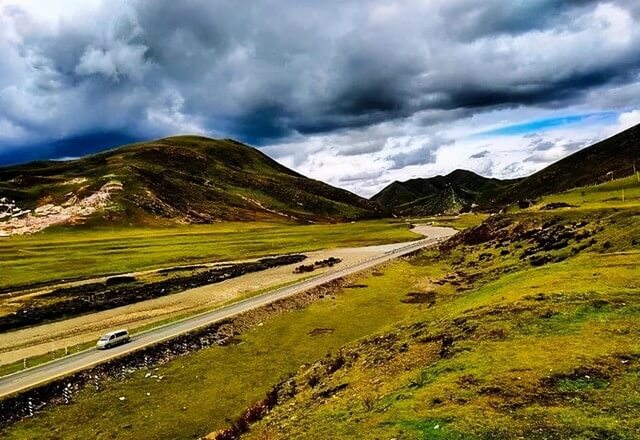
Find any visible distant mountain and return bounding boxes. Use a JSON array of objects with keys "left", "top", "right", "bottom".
[
  {"left": 500, "top": 122, "right": 640, "bottom": 203},
  {"left": 373, "top": 123, "right": 640, "bottom": 215},
  {"left": 0, "top": 136, "right": 383, "bottom": 234},
  {"left": 371, "top": 169, "right": 520, "bottom": 216}
]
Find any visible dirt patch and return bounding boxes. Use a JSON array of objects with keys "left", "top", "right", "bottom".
[
  {"left": 540, "top": 202, "right": 578, "bottom": 210},
  {"left": 105, "top": 276, "right": 137, "bottom": 286},
  {"left": 401, "top": 291, "right": 437, "bottom": 306},
  {"left": 541, "top": 353, "right": 639, "bottom": 396},
  {"left": 308, "top": 328, "right": 335, "bottom": 336},
  {"left": 0, "top": 181, "right": 123, "bottom": 236},
  {"left": 157, "top": 265, "right": 208, "bottom": 274}
]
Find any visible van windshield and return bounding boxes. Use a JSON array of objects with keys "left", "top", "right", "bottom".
[{"left": 99, "top": 335, "right": 110, "bottom": 341}]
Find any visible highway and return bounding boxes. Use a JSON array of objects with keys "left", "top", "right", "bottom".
[{"left": 0, "top": 228, "right": 454, "bottom": 399}]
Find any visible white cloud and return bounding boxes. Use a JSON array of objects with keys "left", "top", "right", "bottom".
[
  {"left": 612, "top": 109, "right": 640, "bottom": 133},
  {"left": 75, "top": 43, "right": 151, "bottom": 81}
]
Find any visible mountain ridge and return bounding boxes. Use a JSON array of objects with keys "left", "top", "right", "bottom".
[
  {"left": 371, "top": 169, "right": 520, "bottom": 215},
  {"left": 372, "top": 122, "right": 640, "bottom": 214}
]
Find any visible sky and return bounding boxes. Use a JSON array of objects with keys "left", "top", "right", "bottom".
[{"left": 1, "top": 1, "right": 640, "bottom": 197}]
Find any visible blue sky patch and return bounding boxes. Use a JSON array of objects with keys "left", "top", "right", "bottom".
[{"left": 476, "top": 112, "right": 619, "bottom": 137}]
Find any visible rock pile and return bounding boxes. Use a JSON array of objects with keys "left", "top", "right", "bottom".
[{"left": 293, "top": 257, "right": 341, "bottom": 274}]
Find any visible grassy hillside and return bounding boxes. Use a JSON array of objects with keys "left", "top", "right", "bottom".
[
  {"left": 501, "top": 122, "right": 640, "bottom": 203},
  {"left": 0, "top": 136, "right": 383, "bottom": 233},
  {"left": 372, "top": 170, "right": 519, "bottom": 216},
  {"left": 4, "top": 177, "right": 639, "bottom": 440},
  {"left": 238, "top": 181, "right": 640, "bottom": 440},
  {"left": 518, "top": 174, "right": 640, "bottom": 212}
]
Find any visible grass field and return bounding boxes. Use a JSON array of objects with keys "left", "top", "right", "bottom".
[
  {"left": 2, "top": 260, "right": 448, "bottom": 440},
  {"left": 409, "top": 213, "right": 489, "bottom": 230},
  {"left": 5, "top": 202, "right": 640, "bottom": 439},
  {"left": 0, "top": 220, "right": 418, "bottom": 290}
]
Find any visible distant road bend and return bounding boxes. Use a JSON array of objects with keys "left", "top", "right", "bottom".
[{"left": 0, "top": 226, "right": 455, "bottom": 398}]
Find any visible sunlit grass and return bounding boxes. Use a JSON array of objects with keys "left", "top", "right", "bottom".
[{"left": 408, "top": 212, "right": 489, "bottom": 230}]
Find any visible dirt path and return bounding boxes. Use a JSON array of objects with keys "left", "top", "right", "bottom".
[{"left": 0, "top": 226, "right": 455, "bottom": 365}]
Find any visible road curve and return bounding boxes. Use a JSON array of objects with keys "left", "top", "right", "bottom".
[{"left": 0, "top": 229, "right": 454, "bottom": 399}]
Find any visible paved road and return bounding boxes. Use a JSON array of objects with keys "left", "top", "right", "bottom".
[{"left": 0, "top": 230, "right": 454, "bottom": 399}]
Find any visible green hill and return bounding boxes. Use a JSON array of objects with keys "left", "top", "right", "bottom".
[
  {"left": 0, "top": 136, "right": 383, "bottom": 232},
  {"left": 371, "top": 169, "right": 519, "bottom": 216}
]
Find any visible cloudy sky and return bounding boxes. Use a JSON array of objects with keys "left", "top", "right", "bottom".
[{"left": 1, "top": 0, "right": 640, "bottom": 196}]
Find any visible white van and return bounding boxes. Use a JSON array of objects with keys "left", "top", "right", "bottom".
[{"left": 96, "top": 329, "right": 130, "bottom": 349}]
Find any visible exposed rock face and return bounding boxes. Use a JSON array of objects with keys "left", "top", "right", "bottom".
[{"left": 0, "top": 180, "right": 123, "bottom": 236}]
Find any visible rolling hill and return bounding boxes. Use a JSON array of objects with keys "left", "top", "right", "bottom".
[
  {"left": 0, "top": 136, "right": 383, "bottom": 234},
  {"left": 371, "top": 169, "right": 519, "bottom": 216}
]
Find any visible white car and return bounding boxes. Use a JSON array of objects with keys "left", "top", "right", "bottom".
[{"left": 96, "top": 329, "right": 130, "bottom": 349}]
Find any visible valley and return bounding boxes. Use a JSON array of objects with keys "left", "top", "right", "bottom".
[
  {"left": 2, "top": 3, "right": 640, "bottom": 439},
  {"left": 1, "top": 127, "right": 639, "bottom": 440},
  {"left": 2, "top": 176, "right": 640, "bottom": 439},
  {"left": 0, "top": 219, "right": 416, "bottom": 291},
  {"left": 0, "top": 225, "right": 453, "bottom": 368}
]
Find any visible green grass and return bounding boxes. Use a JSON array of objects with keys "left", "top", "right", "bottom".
[
  {"left": 410, "top": 213, "right": 489, "bottom": 230},
  {"left": 525, "top": 174, "right": 640, "bottom": 211},
  {"left": 2, "top": 260, "right": 448, "bottom": 440},
  {"left": 5, "top": 193, "right": 640, "bottom": 440},
  {"left": 0, "top": 219, "right": 418, "bottom": 290},
  {"left": 238, "top": 207, "right": 640, "bottom": 439}
]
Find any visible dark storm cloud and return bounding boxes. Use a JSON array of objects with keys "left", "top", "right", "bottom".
[
  {"left": 442, "top": 0, "right": 603, "bottom": 41},
  {"left": 1, "top": 0, "right": 640, "bottom": 164},
  {"left": 0, "top": 132, "right": 139, "bottom": 165}
]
